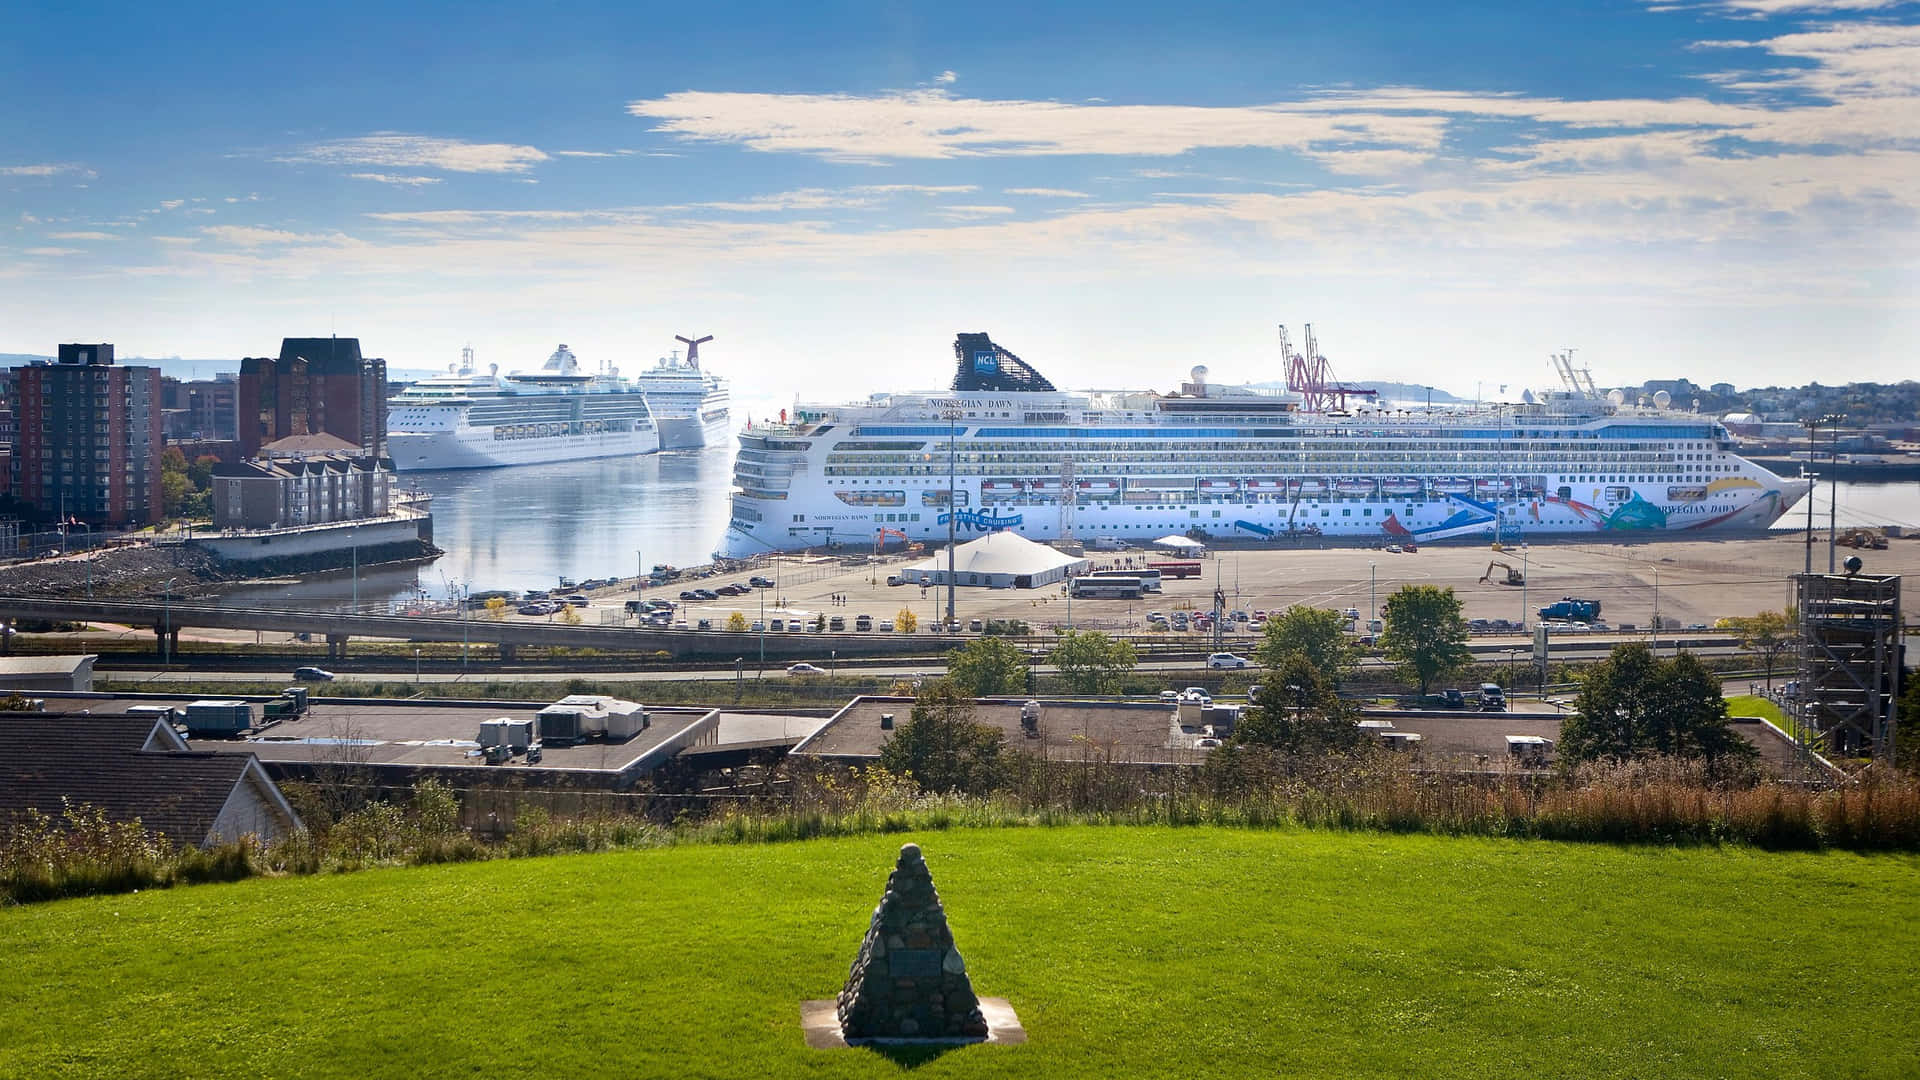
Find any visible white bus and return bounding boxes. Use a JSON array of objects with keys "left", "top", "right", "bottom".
[
  {"left": 1070, "top": 576, "right": 1146, "bottom": 599},
  {"left": 1088, "top": 568, "right": 1161, "bottom": 592}
]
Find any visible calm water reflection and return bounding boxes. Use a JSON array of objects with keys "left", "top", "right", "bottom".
[{"left": 217, "top": 446, "right": 735, "bottom": 606}]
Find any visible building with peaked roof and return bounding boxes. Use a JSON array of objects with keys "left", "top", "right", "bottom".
[
  {"left": 210, "top": 449, "right": 393, "bottom": 530},
  {"left": 0, "top": 713, "right": 302, "bottom": 847},
  {"left": 897, "top": 531, "right": 1089, "bottom": 589}
]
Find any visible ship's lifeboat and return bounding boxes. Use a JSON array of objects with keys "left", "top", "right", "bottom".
[
  {"left": 1475, "top": 478, "right": 1515, "bottom": 495},
  {"left": 981, "top": 480, "right": 1026, "bottom": 493},
  {"left": 1244, "top": 479, "right": 1284, "bottom": 492},
  {"left": 1335, "top": 479, "right": 1376, "bottom": 496},
  {"left": 1077, "top": 479, "right": 1120, "bottom": 494},
  {"left": 1380, "top": 478, "right": 1422, "bottom": 497},
  {"left": 1433, "top": 478, "right": 1474, "bottom": 495},
  {"left": 1294, "top": 479, "right": 1327, "bottom": 497},
  {"left": 1199, "top": 478, "right": 1240, "bottom": 493},
  {"left": 1029, "top": 479, "right": 1064, "bottom": 494}
]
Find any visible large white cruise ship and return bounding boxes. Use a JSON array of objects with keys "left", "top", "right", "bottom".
[
  {"left": 387, "top": 345, "right": 660, "bottom": 471},
  {"left": 631, "top": 334, "right": 731, "bottom": 450},
  {"left": 720, "top": 332, "right": 1808, "bottom": 556}
]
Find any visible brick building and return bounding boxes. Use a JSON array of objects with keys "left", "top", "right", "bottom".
[
  {"left": 7, "top": 344, "right": 164, "bottom": 527},
  {"left": 236, "top": 337, "right": 387, "bottom": 458}
]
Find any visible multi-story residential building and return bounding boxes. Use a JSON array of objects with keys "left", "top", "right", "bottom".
[
  {"left": 7, "top": 344, "right": 163, "bottom": 527},
  {"left": 161, "top": 374, "right": 239, "bottom": 441},
  {"left": 210, "top": 433, "right": 393, "bottom": 531},
  {"left": 236, "top": 337, "right": 387, "bottom": 458}
]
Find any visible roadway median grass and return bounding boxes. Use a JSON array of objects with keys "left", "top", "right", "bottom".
[{"left": 2, "top": 826, "right": 1914, "bottom": 1079}]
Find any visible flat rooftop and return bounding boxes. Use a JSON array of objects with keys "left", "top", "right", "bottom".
[
  {"left": 794, "top": 695, "right": 1209, "bottom": 765},
  {"left": 71, "top": 695, "right": 720, "bottom": 777}
]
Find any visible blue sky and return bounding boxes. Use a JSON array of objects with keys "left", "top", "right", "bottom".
[{"left": 3, "top": 0, "right": 1915, "bottom": 406}]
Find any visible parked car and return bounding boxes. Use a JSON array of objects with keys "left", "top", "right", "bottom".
[
  {"left": 563, "top": 595, "right": 589, "bottom": 607},
  {"left": 769, "top": 618, "right": 786, "bottom": 632},
  {"left": 696, "top": 618, "right": 712, "bottom": 630},
  {"left": 679, "top": 589, "right": 700, "bottom": 600},
  {"left": 293, "top": 666, "right": 335, "bottom": 682},
  {"left": 829, "top": 616, "right": 846, "bottom": 631},
  {"left": 518, "top": 602, "right": 556, "bottom": 616},
  {"left": 1478, "top": 683, "right": 1508, "bottom": 710},
  {"left": 1207, "top": 653, "right": 1249, "bottom": 669},
  {"left": 786, "top": 662, "right": 825, "bottom": 675},
  {"left": 1429, "top": 688, "right": 1467, "bottom": 708},
  {"left": 968, "top": 619, "right": 984, "bottom": 633},
  {"left": 716, "top": 585, "right": 747, "bottom": 596},
  {"left": 1179, "top": 687, "right": 1212, "bottom": 704},
  {"left": 692, "top": 588, "right": 719, "bottom": 600},
  {"left": 1159, "top": 690, "right": 1180, "bottom": 701},
  {"left": 878, "top": 619, "right": 895, "bottom": 632},
  {"left": 749, "top": 576, "right": 774, "bottom": 588},
  {"left": 749, "top": 621, "right": 765, "bottom": 633},
  {"left": 854, "top": 614, "right": 873, "bottom": 631}
]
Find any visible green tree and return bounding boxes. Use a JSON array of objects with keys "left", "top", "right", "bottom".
[
  {"left": 1049, "top": 629, "right": 1138, "bottom": 695},
  {"left": 1895, "top": 669, "right": 1920, "bottom": 775},
  {"left": 946, "top": 636, "right": 1029, "bottom": 697},
  {"left": 1726, "top": 609, "right": 1796, "bottom": 690},
  {"left": 187, "top": 454, "right": 221, "bottom": 491},
  {"left": 877, "top": 679, "right": 1006, "bottom": 794},
  {"left": 1380, "top": 585, "right": 1472, "bottom": 695},
  {"left": 1253, "top": 605, "right": 1356, "bottom": 683},
  {"left": 160, "top": 470, "right": 191, "bottom": 517},
  {"left": 1560, "top": 643, "right": 1757, "bottom": 767},
  {"left": 1234, "top": 652, "right": 1363, "bottom": 756}
]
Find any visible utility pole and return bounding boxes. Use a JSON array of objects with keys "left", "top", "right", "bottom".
[
  {"left": 1650, "top": 566, "right": 1660, "bottom": 656},
  {"left": 1827, "top": 418, "right": 1840, "bottom": 574},
  {"left": 945, "top": 408, "right": 958, "bottom": 629}
]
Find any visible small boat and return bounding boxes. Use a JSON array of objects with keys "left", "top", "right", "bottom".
[
  {"left": 1381, "top": 478, "right": 1422, "bottom": 496},
  {"left": 1078, "top": 479, "right": 1120, "bottom": 494},
  {"left": 1294, "top": 479, "right": 1327, "bottom": 497},
  {"left": 1335, "top": 479, "right": 1375, "bottom": 496},
  {"left": 1199, "top": 478, "right": 1241, "bottom": 494},
  {"left": 1030, "top": 479, "right": 1064, "bottom": 494},
  {"left": 1433, "top": 478, "right": 1474, "bottom": 495},
  {"left": 981, "top": 480, "right": 1025, "bottom": 493},
  {"left": 1243, "top": 478, "right": 1284, "bottom": 492},
  {"left": 1475, "top": 478, "right": 1515, "bottom": 495}
]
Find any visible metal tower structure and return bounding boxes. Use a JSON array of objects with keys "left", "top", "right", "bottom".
[
  {"left": 1550, "top": 349, "right": 1599, "bottom": 398},
  {"left": 1280, "top": 324, "right": 1378, "bottom": 413},
  {"left": 675, "top": 334, "right": 714, "bottom": 369},
  {"left": 1794, "top": 569, "right": 1901, "bottom": 762}
]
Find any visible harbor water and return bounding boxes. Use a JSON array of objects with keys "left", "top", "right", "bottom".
[{"left": 213, "top": 450, "right": 1919, "bottom": 609}]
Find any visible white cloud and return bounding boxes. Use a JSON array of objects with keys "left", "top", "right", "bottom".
[
  {"left": 1301, "top": 148, "right": 1434, "bottom": 175},
  {"left": 1660, "top": 0, "right": 1909, "bottom": 13},
  {"left": 23, "top": 247, "right": 84, "bottom": 256},
  {"left": 159, "top": 200, "right": 185, "bottom": 210},
  {"left": 1004, "top": 187, "right": 1092, "bottom": 198},
  {"left": 224, "top": 193, "right": 263, "bottom": 204},
  {"left": 696, "top": 184, "right": 981, "bottom": 212},
  {"left": 199, "top": 225, "right": 357, "bottom": 248},
  {"left": 934, "top": 70, "right": 957, "bottom": 84},
  {"left": 1, "top": 163, "right": 96, "bottom": 179},
  {"left": 283, "top": 133, "right": 550, "bottom": 174},
  {"left": 48, "top": 231, "right": 115, "bottom": 240},
  {"left": 555, "top": 150, "right": 618, "bottom": 158},
  {"left": 931, "top": 205, "right": 1017, "bottom": 219},
  {"left": 349, "top": 173, "right": 445, "bottom": 186},
  {"left": 627, "top": 88, "right": 1449, "bottom": 161}
]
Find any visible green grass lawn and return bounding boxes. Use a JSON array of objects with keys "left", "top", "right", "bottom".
[{"left": 3, "top": 828, "right": 1915, "bottom": 1079}]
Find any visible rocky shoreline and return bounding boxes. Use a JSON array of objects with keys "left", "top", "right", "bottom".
[{"left": 0, "top": 539, "right": 442, "bottom": 600}]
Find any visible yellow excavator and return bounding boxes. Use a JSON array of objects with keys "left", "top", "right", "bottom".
[{"left": 1479, "top": 560, "right": 1525, "bottom": 586}]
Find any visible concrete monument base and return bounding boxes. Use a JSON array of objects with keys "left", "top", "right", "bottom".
[{"left": 800, "top": 997, "right": 1026, "bottom": 1049}]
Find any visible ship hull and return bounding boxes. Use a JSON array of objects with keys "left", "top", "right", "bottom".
[
  {"left": 721, "top": 475, "right": 1809, "bottom": 556},
  {"left": 655, "top": 407, "right": 732, "bottom": 451},
  {"left": 391, "top": 424, "right": 661, "bottom": 471}
]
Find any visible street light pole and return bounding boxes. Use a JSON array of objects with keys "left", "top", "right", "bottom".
[
  {"left": 414, "top": 647, "right": 421, "bottom": 684},
  {"left": 351, "top": 524, "right": 359, "bottom": 612},
  {"left": 161, "top": 577, "right": 174, "bottom": 666}
]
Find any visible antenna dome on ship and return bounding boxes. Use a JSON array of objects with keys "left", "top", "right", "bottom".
[
  {"left": 1607, "top": 389, "right": 1626, "bottom": 406},
  {"left": 1190, "top": 364, "right": 1209, "bottom": 385},
  {"left": 1653, "top": 389, "right": 1672, "bottom": 409}
]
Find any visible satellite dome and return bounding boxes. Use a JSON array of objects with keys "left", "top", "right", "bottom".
[
  {"left": 1653, "top": 390, "right": 1672, "bottom": 409},
  {"left": 1190, "top": 364, "right": 1209, "bottom": 385},
  {"left": 1607, "top": 389, "right": 1626, "bottom": 406}
]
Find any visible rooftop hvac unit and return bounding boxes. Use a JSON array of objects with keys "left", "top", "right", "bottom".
[
  {"left": 477, "top": 718, "right": 514, "bottom": 748},
  {"left": 505, "top": 718, "right": 537, "bottom": 751},
  {"left": 537, "top": 706, "right": 603, "bottom": 746},
  {"left": 604, "top": 706, "right": 647, "bottom": 741},
  {"left": 1020, "top": 700, "right": 1042, "bottom": 737},
  {"left": 183, "top": 699, "right": 253, "bottom": 737}
]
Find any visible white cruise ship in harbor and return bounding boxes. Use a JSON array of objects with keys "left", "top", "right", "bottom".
[
  {"left": 387, "top": 345, "right": 660, "bottom": 471},
  {"left": 720, "top": 332, "right": 1808, "bottom": 556},
  {"left": 632, "top": 334, "right": 731, "bottom": 450}
]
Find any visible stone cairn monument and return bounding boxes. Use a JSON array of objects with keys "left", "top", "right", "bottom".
[{"left": 836, "top": 843, "right": 991, "bottom": 1041}]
